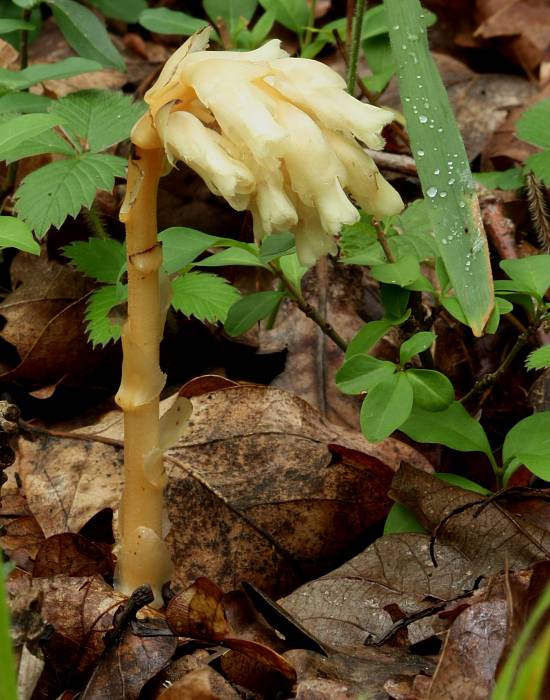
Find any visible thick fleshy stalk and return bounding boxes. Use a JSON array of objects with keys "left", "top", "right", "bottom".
[{"left": 115, "top": 146, "right": 172, "bottom": 606}]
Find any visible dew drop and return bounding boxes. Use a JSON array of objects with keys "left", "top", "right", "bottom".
[
  {"left": 448, "top": 178, "right": 455, "bottom": 185},
  {"left": 437, "top": 127, "right": 443, "bottom": 133},
  {"left": 417, "top": 149, "right": 425, "bottom": 156},
  {"left": 459, "top": 201, "right": 466, "bottom": 208},
  {"left": 419, "top": 114, "right": 428, "bottom": 123},
  {"left": 439, "top": 191, "right": 448, "bottom": 198},
  {"left": 393, "top": 24, "right": 400, "bottom": 29},
  {"left": 401, "top": 44, "right": 407, "bottom": 49},
  {"left": 404, "top": 96, "right": 411, "bottom": 102},
  {"left": 427, "top": 187, "right": 438, "bottom": 198},
  {"left": 433, "top": 169, "right": 440, "bottom": 175}
]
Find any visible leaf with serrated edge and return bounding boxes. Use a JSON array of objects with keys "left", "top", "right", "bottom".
[
  {"left": 50, "top": 90, "right": 146, "bottom": 153},
  {"left": 516, "top": 100, "right": 550, "bottom": 150},
  {"left": 171, "top": 271, "right": 240, "bottom": 323},
  {"left": 0, "top": 114, "right": 62, "bottom": 152},
  {"left": 64, "top": 238, "right": 126, "bottom": 284},
  {"left": 15, "top": 154, "right": 126, "bottom": 237},
  {"left": 526, "top": 346, "right": 550, "bottom": 371},
  {"left": 0, "top": 216, "right": 40, "bottom": 254},
  {"left": 85, "top": 284, "right": 127, "bottom": 346}
]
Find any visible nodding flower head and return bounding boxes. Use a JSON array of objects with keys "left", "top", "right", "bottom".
[{"left": 133, "top": 28, "right": 404, "bottom": 266}]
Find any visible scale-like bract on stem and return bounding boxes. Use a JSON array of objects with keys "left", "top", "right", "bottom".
[{"left": 385, "top": 0, "right": 494, "bottom": 336}]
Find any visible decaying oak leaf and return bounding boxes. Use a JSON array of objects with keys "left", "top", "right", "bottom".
[
  {"left": 32, "top": 533, "right": 113, "bottom": 578},
  {"left": 391, "top": 464, "right": 550, "bottom": 573},
  {"left": 279, "top": 533, "right": 475, "bottom": 647},
  {"left": 158, "top": 667, "right": 240, "bottom": 700},
  {"left": 7, "top": 574, "right": 126, "bottom": 690},
  {"left": 0, "top": 490, "right": 45, "bottom": 571},
  {"left": 0, "top": 254, "right": 101, "bottom": 388},
  {"left": 166, "top": 577, "right": 230, "bottom": 640},
  {"left": 14, "top": 385, "right": 430, "bottom": 597},
  {"left": 286, "top": 645, "right": 433, "bottom": 700}
]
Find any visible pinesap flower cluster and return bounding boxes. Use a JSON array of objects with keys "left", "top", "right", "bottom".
[{"left": 133, "top": 28, "right": 403, "bottom": 265}]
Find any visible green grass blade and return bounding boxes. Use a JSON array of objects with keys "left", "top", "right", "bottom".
[
  {"left": 0, "top": 555, "right": 18, "bottom": 700},
  {"left": 384, "top": 0, "right": 494, "bottom": 336}
]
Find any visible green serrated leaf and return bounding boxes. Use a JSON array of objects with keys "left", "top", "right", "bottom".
[
  {"left": 138, "top": 7, "right": 209, "bottom": 36},
  {"left": 525, "top": 346, "right": 550, "bottom": 371},
  {"left": 197, "top": 246, "right": 265, "bottom": 268},
  {"left": 0, "top": 216, "right": 40, "bottom": 254},
  {"left": 259, "top": 232, "right": 295, "bottom": 263},
  {"left": 500, "top": 255, "right": 550, "bottom": 300},
  {"left": 0, "top": 92, "right": 52, "bottom": 114},
  {"left": 88, "top": 0, "right": 146, "bottom": 22},
  {"left": 473, "top": 168, "right": 525, "bottom": 190},
  {"left": 0, "top": 113, "right": 62, "bottom": 151},
  {"left": 0, "top": 116, "right": 75, "bottom": 163},
  {"left": 405, "top": 368, "right": 454, "bottom": 411},
  {"left": 258, "top": 0, "right": 308, "bottom": 34},
  {"left": 46, "top": 0, "right": 125, "bottom": 71},
  {"left": 370, "top": 254, "right": 421, "bottom": 286},
  {"left": 85, "top": 283, "right": 126, "bottom": 346},
  {"left": 399, "top": 331, "right": 435, "bottom": 364},
  {"left": 224, "top": 290, "right": 285, "bottom": 336},
  {"left": 171, "top": 271, "right": 240, "bottom": 323},
  {"left": 502, "top": 412, "right": 550, "bottom": 484},
  {"left": 400, "top": 400, "right": 494, "bottom": 463},
  {"left": 516, "top": 99, "right": 550, "bottom": 150},
  {"left": 50, "top": 90, "right": 146, "bottom": 153},
  {"left": 525, "top": 151, "right": 550, "bottom": 187},
  {"left": 0, "top": 57, "right": 103, "bottom": 91},
  {"left": 203, "top": 0, "right": 257, "bottom": 35},
  {"left": 360, "top": 372, "right": 414, "bottom": 442},
  {"left": 0, "top": 18, "right": 35, "bottom": 33},
  {"left": 15, "top": 154, "right": 126, "bottom": 237},
  {"left": 336, "top": 355, "right": 396, "bottom": 394},
  {"left": 64, "top": 238, "right": 126, "bottom": 283}
]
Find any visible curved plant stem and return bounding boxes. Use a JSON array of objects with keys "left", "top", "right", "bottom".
[
  {"left": 303, "top": 0, "right": 317, "bottom": 47},
  {"left": 347, "top": 0, "right": 366, "bottom": 95},
  {"left": 271, "top": 263, "right": 348, "bottom": 352},
  {"left": 115, "top": 146, "right": 172, "bottom": 606}
]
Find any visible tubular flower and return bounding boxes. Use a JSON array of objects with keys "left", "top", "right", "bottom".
[{"left": 135, "top": 28, "right": 404, "bottom": 266}]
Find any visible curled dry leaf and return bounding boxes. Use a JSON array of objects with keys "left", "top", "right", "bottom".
[
  {"left": 14, "top": 385, "right": 429, "bottom": 597},
  {"left": 159, "top": 667, "right": 240, "bottom": 700},
  {"left": 166, "top": 577, "right": 230, "bottom": 640}
]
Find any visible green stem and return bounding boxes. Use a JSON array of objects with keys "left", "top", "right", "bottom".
[
  {"left": 0, "top": 552, "right": 18, "bottom": 700},
  {"left": 303, "top": 0, "right": 317, "bottom": 47},
  {"left": 271, "top": 264, "right": 348, "bottom": 352},
  {"left": 346, "top": 0, "right": 366, "bottom": 95},
  {"left": 265, "top": 279, "right": 285, "bottom": 329}
]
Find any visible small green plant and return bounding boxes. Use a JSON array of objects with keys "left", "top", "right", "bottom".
[{"left": 0, "top": 553, "right": 17, "bottom": 700}]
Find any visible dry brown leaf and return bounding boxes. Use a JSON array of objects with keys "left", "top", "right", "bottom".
[
  {"left": 166, "top": 577, "right": 229, "bottom": 640},
  {"left": 159, "top": 667, "right": 240, "bottom": 700},
  {"left": 279, "top": 532, "right": 475, "bottom": 647},
  {"left": 474, "top": 0, "right": 550, "bottom": 74},
  {"left": 14, "top": 385, "right": 430, "bottom": 598},
  {"left": 0, "top": 254, "right": 100, "bottom": 387},
  {"left": 287, "top": 645, "right": 434, "bottom": 700},
  {"left": 80, "top": 621, "right": 176, "bottom": 700},
  {"left": 391, "top": 464, "right": 550, "bottom": 572},
  {"left": 0, "top": 490, "right": 45, "bottom": 571},
  {"left": 7, "top": 574, "right": 126, "bottom": 690},
  {"left": 32, "top": 533, "right": 113, "bottom": 578}
]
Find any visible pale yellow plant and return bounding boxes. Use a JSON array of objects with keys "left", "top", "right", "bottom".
[{"left": 115, "top": 28, "right": 403, "bottom": 604}]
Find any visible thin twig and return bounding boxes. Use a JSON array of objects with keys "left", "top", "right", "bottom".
[
  {"left": 372, "top": 218, "right": 395, "bottom": 263},
  {"left": 460, "top": 307, "right": 548, "bottom": 404},
  {"left": 271, "top": 263, "right": 348, "bottom": 352},
  {"left": 346, "top": 0, "right": 366, "bottom": 95}
]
